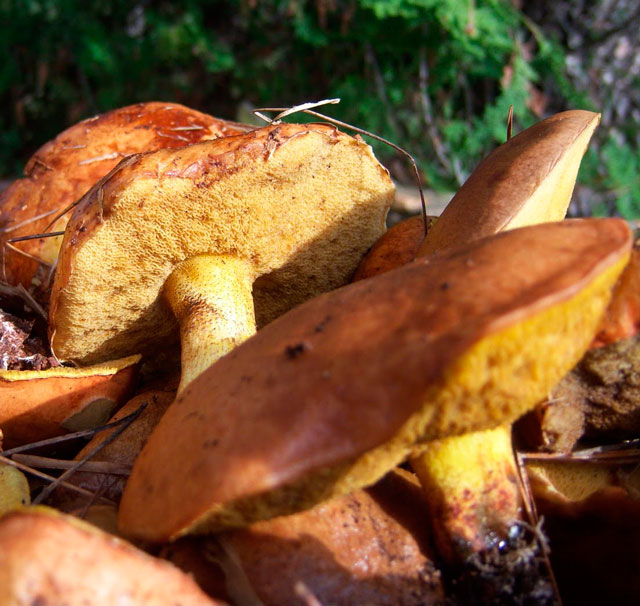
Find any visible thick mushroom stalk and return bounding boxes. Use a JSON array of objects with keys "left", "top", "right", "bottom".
[
  {"left": 163, "top": 255, "right": 257, "bottom": 392},
  {"left": 410, "top": 424, "right": 519, "bottom": 562}
]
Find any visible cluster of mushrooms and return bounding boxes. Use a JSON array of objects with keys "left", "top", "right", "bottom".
[{"left": 0, "top": 102, "right": 639, "bottom": 605}]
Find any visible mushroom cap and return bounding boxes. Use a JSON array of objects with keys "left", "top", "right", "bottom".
[
  {"left": 526, "top": 460, "right": 640, "bottom": 605},
  {"left": 591, "top": 246, "right": 640, "bottom": 347},
  {"left": 352, "top": 215, "right": 433, "bottom": 281},
  {"left": 118, "top": 218, "right": 632, "bottom": 542},
  {"left": 0, "top": 354, "right": 139, "bottom": 449},
  {"left": 0, "top": 507, "right": 225, "bottom": 606},
  {"left": 419, "top": 110, "right": 600, "bottom": 256},
  {"left": 0, "top": 101, "right": 248, "bottom": 288},
  {"left": 49, "top": 122, "right": 393, "bottom": 365}
]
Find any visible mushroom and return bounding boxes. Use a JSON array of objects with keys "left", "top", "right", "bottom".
[
  {"left": 590, "top": 246, "right": 640, "bottom": 347},
  {"left": 49, "top": 122, "right": 393, "bottom": 391},
  {"left": 0, "top": 463, "right": 30, "bottom": 517},
  {"left": 352, "top": 215, "right": 434, "bottom": 282},
  {"left": 0, "top": 507, "right": 227, "bottom": 606},
  {"left": 53, "top": 380, "right": 177, "bottom": 508},
  {"left": 353, "top": 111, "right": 601, "bottom": 279},
  {"left": 0, "top": 101, "right": 249, "bottom": 290},
  {"left": 0, "top": 354, "right": 140, "bottom": 448},
  {"left": 117, "top": 218, "right": 632, "bottom": 543}
]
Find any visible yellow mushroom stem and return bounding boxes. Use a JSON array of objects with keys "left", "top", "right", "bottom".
[
  {"left": 410, "top": 424, "right": 520, "bottom": 564},
  {"left": 163, "top": 255, "right": 257, "bottom": 393}
]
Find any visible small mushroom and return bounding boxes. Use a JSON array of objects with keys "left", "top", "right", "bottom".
[
  {"left": 0, "top": 463, "right": 30, "bottom": 517},
  {"left": 0, "top": 101, "right": 249, "bottom": 290},
  {"left": 0, "top": 507, "right": 227, "bottom": 606},
  {"left": 49, "top": 122, "right": 393, "bottom": 391},
  {"left": 352, "top": 215, "right": 435, "bottom": 282},
  {"left": 0, "top": 354, "right": 139, "bottom": 448},
  {"left": 118, "top": 218, "right": 631, "bottom": 542}
]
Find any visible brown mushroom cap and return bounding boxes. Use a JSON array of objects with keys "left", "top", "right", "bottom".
[
  {"left": 352, "top": 215, "right": 434, "bottom": 282},
  {"left": 526, "top": 460, "right": 640, "bottom": 605},
  {"left": 418, "top": 110, "right": 600, "bottom": 257},
  {"left": 49, "top": 122, "right": 393, "bottom": 368},
  {"left": 0, "top": 102, "right": 248, "bottom": 289},
  {"left": 0, "top": 354, "right": 139, "bottom": 448},
  {"left": 119, "top": 218, "right": 632, "bottom": 542},
  {"left": 0, "top": 507, "right": 226, "bottom": 606}
]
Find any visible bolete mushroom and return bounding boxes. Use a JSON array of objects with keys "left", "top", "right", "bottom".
[
  {"left": 0, "top": 101, "right": 248, "bottom": 290},
  {"left": 49, "top": 122, "right": 393, "bottom": 391},
  {"left": 0, "top": 507, "right": 227, "bottom": 606},
  {"left": 352, "top": 215, "right": 435, "bottom": 282},
  {"left": 525, "top": 458, "right": 640, "bottom": 605},
  {"left": 0, "top": 463, "right": 30, "bottom": 517},
  {"left": 118, "top": 218, "right": 631, "bottom": 543},
  {"left": 54, "top": 380, "right": 177, "bottom": 507}
]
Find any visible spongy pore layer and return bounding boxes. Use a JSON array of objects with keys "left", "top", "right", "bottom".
[{"left": 50, "top": 123, "right": 393, "bottom": 365}]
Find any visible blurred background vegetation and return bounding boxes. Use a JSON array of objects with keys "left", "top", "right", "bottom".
[{"left": 1, "top": 0, "right": 639, "bottom": 217}]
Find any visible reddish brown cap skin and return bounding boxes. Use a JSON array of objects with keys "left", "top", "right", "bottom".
[
  {"left": 0, "top": 358, "right": 139, "bottom": 449},
  {"left": 417, "top": 110, "right": 600, "bottom": 257},
  {"left": 119, "top": 218, "right": 632, "bottom": 542},
  {"left": 56, "top": 383, "right": 176, "bottom": 506},
  {"left": 352, "top": 215, "right": 432, "bottom": 282},
  {"left": 0, "top": 102, "right": 248, "bottom": 288},
  {"left": 530, "top": 474, "right": 640, "bottom": 605},
  {"left": 0, "top": 508, "right": 226, "bottom": 606},
  {"left": 591, "top": 246, "right": 640, "bottom": 347}
]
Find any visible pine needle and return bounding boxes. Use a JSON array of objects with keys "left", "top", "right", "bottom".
[
  {"left": 32, "top": 402, "right": 146, "bottom": 505},
  {"left": 0, "top": 453, "right": 116, "bottom": 505},
  {"left": 1, "top": 407, "right": 146, "bottom": 457}
]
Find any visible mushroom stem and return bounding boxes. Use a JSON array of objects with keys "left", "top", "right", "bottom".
[
  {"left": 163, "top": 255, "right": 257, "bottom": 393},
  {"left": 410, "top": 424, "right": 521, "bottom": 563}
]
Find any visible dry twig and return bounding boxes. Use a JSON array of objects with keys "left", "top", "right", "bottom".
[{"left": 32, "top": 403, "right": 146, "bottom": 505}]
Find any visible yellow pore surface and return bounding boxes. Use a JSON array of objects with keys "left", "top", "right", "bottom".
[{"left": 52, "top": 129, "right": 391, "bottom": 366}]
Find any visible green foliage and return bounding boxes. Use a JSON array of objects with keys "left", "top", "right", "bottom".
[{"left": 0, "top": 0, "right": 637, "bottom": 217}]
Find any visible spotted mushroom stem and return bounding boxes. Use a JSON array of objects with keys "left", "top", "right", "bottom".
[
  {"left": 163, "top": 255, "right": 257, "bottom": 394},
  {"left": 410, "top": 423, "right": 521, "bottom": 564}
]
